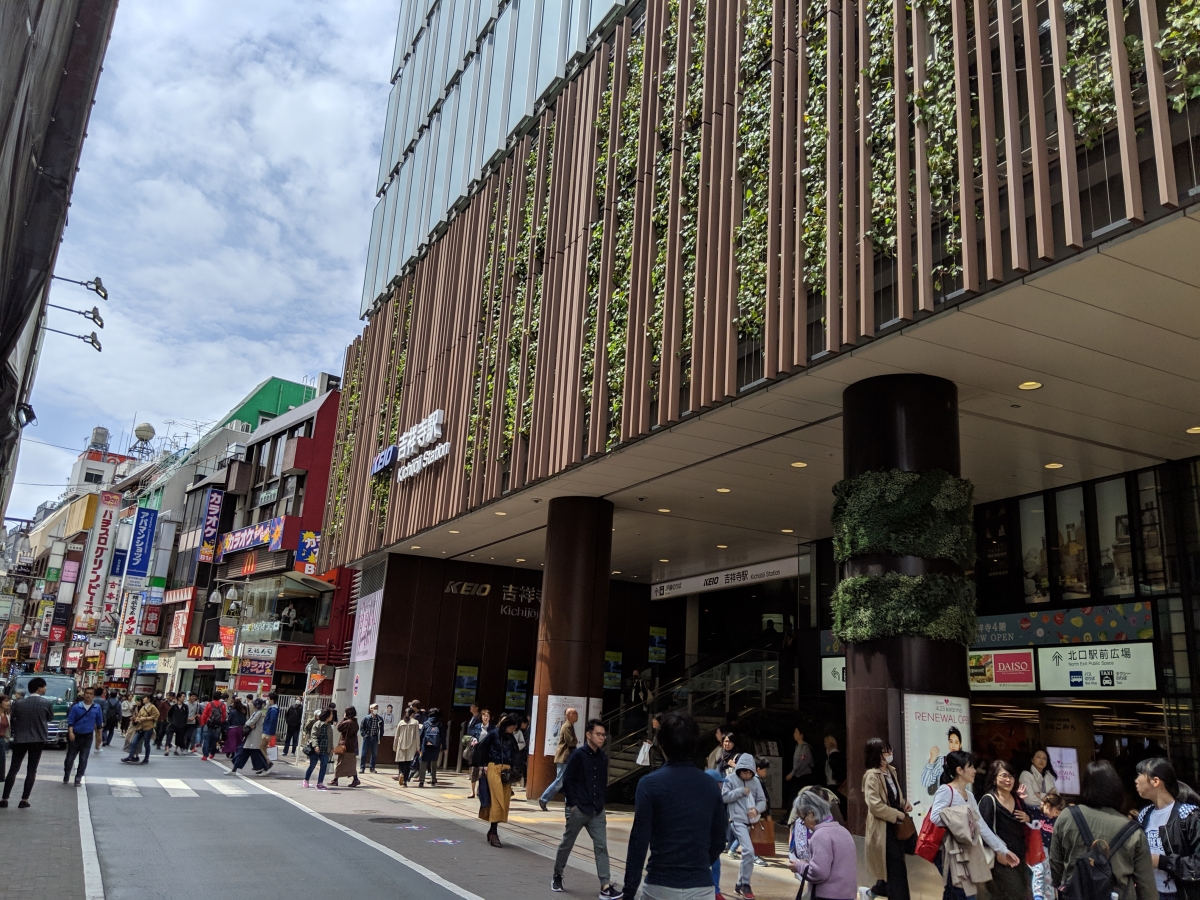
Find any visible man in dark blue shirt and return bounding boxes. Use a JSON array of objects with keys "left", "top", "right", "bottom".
[
  {"left": 622, "top": 711, "right": 728, "bottom": 900},
  {"left": 65, "top": 686, "right": 104, "bottom": 785},
  {"left": 552, "top": 718, "right": 622, "bottom": 899}
]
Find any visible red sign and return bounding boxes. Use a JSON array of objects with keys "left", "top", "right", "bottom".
[
  {"left": 169, "top": 609, "right": 190, "bottom": 649},
  {"left": 187, "top": 643, "right": 205, "bottom": 659},
  {"left": 142, "top": 605, "right": 162, "bottom": 636},
  {"left": 64, "top": 647, "right": 84, "bottom": 669},
  {"left": 48, "top": 625, "right": 67, "bottom": 643},
  {"left": 241, "top": 551, "right": 257, "bottom": 577},
  {"left": 219, "top": 625, "right": 237, "bottom": 655},
  {"left": 234, "top": 675, "right": 272, "bottom": 694},
  {"left": 993, "top": 649, "right": 1036, "bottom": 685}
]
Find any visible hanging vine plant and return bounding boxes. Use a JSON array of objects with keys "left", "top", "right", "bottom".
[
  {"left": 465, "top": 184, "right": 502, "bottom": 479},
  {"left": 523, "top": 118, "right": 553, "bottom": 451},
  {"left": 734, "top": 0, "right": 772, "bottom": 345},
  {"left": 581, "top": 58, "right": 614, "bottom": 446},
  {"left": 327, "top": 343, "right": 367, "bottom": 553},
  {"left": 479, "top": 171, "right": 512, "bottom": 475},
  {"left": 677, "top": 0, "right": 706, "bottom": 377},
  {"left": 605, "top": 33, "right": 645, "bottom": 450},
  {"left": 1159, "top": 0, "right": 1200, "bottom": 110},
  {"left": 501, "top": 135, "right": 540, "bottom": 470},
  {"left": 648, "top": 0, "right": 679, "bottom": 397},
  {"left": 865, "top": 0, "right": 898, "bottom": 256},
  {"left": 802, "top": 0, "right": 828, "bottom": 301},
  {"left": 830, "top": 468, "right": 978, "bottom": 646},
  {"left": 1061, "top": 0, "right": 1142, "bottom": 147}
]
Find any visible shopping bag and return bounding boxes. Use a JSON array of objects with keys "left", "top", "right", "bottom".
[
  {"left": 914, "top": 813, "right": 947, "bottom": 862},
  {"left": 750, "top": 815, "right": 777, "bottom": 857},
  {"left": 636, "top": 741, "right": 652, "bottom": 766},
  {"left": 267, "top": 745, "right": 279, "bottom": 761},
  {"left": 268, "top": 735, "right": 277, "bottom": 747},
  {"left": 1025, "top": 825, "right": 1045, "bottom": 865}
]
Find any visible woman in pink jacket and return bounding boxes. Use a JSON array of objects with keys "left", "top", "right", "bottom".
[{"left": 790, "top": 791, "right": 858, "bottom": 900}]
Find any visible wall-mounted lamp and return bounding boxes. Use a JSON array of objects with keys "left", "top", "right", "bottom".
[
  {"left": 48, "top": 303, "right": 103, "bottom": 329},
  {"left": 51, "top": 274, "right": 108, "bottom": 301},
  {"left": 44, "top": 327, "right": 101, "bottom": 352}
]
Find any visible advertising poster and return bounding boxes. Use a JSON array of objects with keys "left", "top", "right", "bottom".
[
  {"left": 903, "top": 693, "right": 972, "bottom": 827},
  {"left": 542, "top": 694, "right": 586, "bottom": 756},
  {"left": 452, "top": 665, "right": 479, "bottom": 707},
  {"left": 216, "top": 516, "right": 284, "bottom": 562},
  {"left": 648, "top": 626, "right": 667, "bottom": 663},
  {"left": 219, "top": 624, "right": 237, "bottom": 655},
  {"left": 350, "top": 589, "right": 383, "bottom": 663},
  {"left": 295, "top": 530, "right": 321, "bottom": 574},
  {"left": 973, "top": 602, "right": 1154, "bottom": 648},
  {"left": 169, "top": 609, "right": 190, "bottom": 648},
  {"left": 967, "top": 649, "right": 1036, "bottom": 690},
  {"left": 603, "top": 651, "right": 623, "bottom": 690},
  {"left": 48, "top": 645, "right": 64, "bottom": 667},
  {"left": 64, "top": 647, "right": 84, "bottom": 669},
  {"left": 239, "top": 658, "right": 274, "bottom": 677},
  {"left": 1048, "top": 746, "right": 1081, "bottom": 794},
  {"left": 1037, "top": 642, "right": 1156, "bottom": 691},
  {"left": 505, "top": 669, "right": 529, "bottom": 710},
  {"left": 0, "top": 595, "right": 15, "bottom": 620},
  {"left": 375, "top": 695, "right": 405, "bottom": 735}
]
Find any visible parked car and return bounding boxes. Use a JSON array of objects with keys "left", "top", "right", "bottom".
[{"left": 4, "top": 673, "right": 78, "bottom": 747}]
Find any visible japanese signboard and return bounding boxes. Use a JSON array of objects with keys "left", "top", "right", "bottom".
[
  {"left": 109, "top": 548, "right": 126, "bottom": 577},
  {"left": 295, "top": 529, "right": 320, "bottom": 574},
  {"left": 651, "top": 554, "right": 805, "bottom": 599},
  {"left": 198, "top": 488, "right": 224, "bottom": 563},
  {"left": 64, "top": 647, "right": 84, "bottom": 669},
  {"left": 126, "top": 507, "right": 158, "bottom": 579},
  {"left": 62, "top": 560, "right": 80, "bottom": 583},
  {"left": 48, "top": 625, "right": 67, "bottom": 643},
  {"left": 121, "top": 634, "right": 161, "bottom": 651},
  {"left": 169, "top": 610, "right": 190, "bottom": 649},
  {"left": 216, "top": 517, "right": 284, "bottom": 562},
  {"left": 142, "top": 605, "right": 162, "bottom": 636},
  {"left": 238, "top": 658, "right": 274, "bottom": 677},
  {"left": 75, "top": 490, "right": 120, "bottom": 632},
  {"left": 968, "top": 649, "right": 1037, "bottom": 690},
  {"left": 241, "top": 643, "right": 276, "bottom": 660},
  {"left": 98, "top": 576, "right": 121, "bottom": 637},
  {"left": 0, "top": 595, "right": 14, "bottom": 620},
  {"left": 973, "top": 602, "right": 1154, "bottom": 648},
  {"left": 1037, "top": 642, "right": 1156, "bottom": 691}
]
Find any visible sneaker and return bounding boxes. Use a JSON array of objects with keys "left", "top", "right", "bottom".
[
  {"left": 551, "top": 875, "right": 564, "bottom": 893},
  {"left": 74, "top": 780, "right": 82, "bottom": 787},
  {"left": 753, "top": 857, "right": 767, "bottom": 867},
  {"left": 302, "top": 781, "right": 310, "bottom": 788},
  {"left": 599, "top": 885, "right": 623, "bottom": 899},
  {"left": 316, "top": 784, "right": 329, "bottom": 791},
  {"left": 728, "top": 849, "right": 741, "bottom": 860},
  {"left": 63, "top": 773, "right": 70, "bottom": 783},
  {"left": 735, "top": 886, "right": 755, "bottom": 900},
  {"left": 539, "top": 799, "right": 549, "bottom": 811},
  {"left": 138, "top": 759, "right": 149, "bottom": 765}
]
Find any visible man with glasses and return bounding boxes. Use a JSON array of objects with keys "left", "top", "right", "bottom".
[{"left": 551, "top": 719, "right": 622, "bottom": 899}]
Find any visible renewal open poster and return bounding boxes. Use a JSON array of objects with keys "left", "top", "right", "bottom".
[{"left": 903, "top": 693, "right": 972, "bottom": 828}]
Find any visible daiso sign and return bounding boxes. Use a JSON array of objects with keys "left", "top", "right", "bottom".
[{"left": 994, "top": 650, "right": 1035, "bottom": 684}]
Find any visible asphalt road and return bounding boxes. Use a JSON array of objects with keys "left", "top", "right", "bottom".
[{"left": 79, "top": 747, "right": 498, "bottom": 900}]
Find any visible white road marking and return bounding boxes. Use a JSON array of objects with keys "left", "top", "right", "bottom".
[
  {"left": 214, "top": 761, "right": 486, "bottom": 900},
  {"left": 78, "top": 780, "right": 106, "bottom": 900},
  {"left": 206, "top": 779, "right": 249, "bottom": 796},
  {"left": 107, "top": 777, "right": 141, "bottom": 798},
  {"left": 157, "top": 778, "right": 198, "bottom": 797}
]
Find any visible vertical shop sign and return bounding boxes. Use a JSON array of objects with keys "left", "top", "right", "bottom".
[
  {"left": 198, "top": 488, "right": 224, "bottom": 563},
  {"left": 603, "top": 651, "right": 623, "bottom": 690},
  {"left": 99, "top": 576, "right": 121, "bottom": 636},
  {"left": 453, "top": 665, "right": 479, "bottom": 706},
  {"left": 295, "top": 530, "right": 321, "bottom": 574},
  {"left": 350, "top": 590, "right": 383, "bottom": 663},
  {"left": 169, "top": 609, "right": 190, "bottom": 648},
  {"left": 76, "top": 490, "right": 120, "bottom": 632},
  {"left": 902, "top": 694, "right": 972, "bottom": 829},
  {"left": 505, "top": 669, "right": 529, "bottom": 710},
  {"left": 126, "top": 507, "right": 158, "bottom": 584},
  {"left": 648, "top": 627, "right": 667, "bottom": 663},
  {"left": 142, "top": 605, "right": 162, "bottom": 636}
]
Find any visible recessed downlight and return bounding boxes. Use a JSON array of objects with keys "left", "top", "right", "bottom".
[
  {"left": 1044, "top": 462, "right": 1064, "bottom": 469},
  {"left": 717, "top": 544, "right": 728, "bottom": 549},
  {"left": 781, "top": 528, "right": 794, "bottom": 534},
  {"left": 790, "top": 461, "right": 808, "bottom": 468},
  {"left": 1018, "top": 381, "right": 1043, "bottom": 391},
  {"left": 657, "top": 508, "right": 671, "bottom": 513},
  {"left": 410, "top": 545, "right": 421, "bottom": 549},
  {"left": 612, "top": 570, "right": 621, "bottom": 574},
  {"left": 659, "top": 558, "right": 669, "bottom": 562},
  {"left": 495, "top": 511, "right": 507, "bottom": 516},
  {"left": 1188, "top": 426, "right": 1200, "bottom": 434},
  {"left": 716, "top": 487, "right": 731, "bottom": 493},
  {"left": 448, "top": 529, "right": 460, "bottom": 534},
  {"left": 516, "top": 558, "right": 526, "bottom": 562}
]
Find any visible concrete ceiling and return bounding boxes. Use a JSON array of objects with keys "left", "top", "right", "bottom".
[{"left": 387, "top": 207, "right": 1200, "bottom": 586}]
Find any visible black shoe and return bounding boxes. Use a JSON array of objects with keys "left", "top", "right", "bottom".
[
  {"left": 1, "top": 799, "right": 8, "bottom": 808},
  {"left": 74, "top": 780, "right": 82, "bottom": 787},
  {"left": 139, "top": 759, "right": 149, "bottom": 765},
  {"left": 539, "top": 798, "right": 548, "bottom": 811},
  {"left": 599, "top": 886, "right": 624, "bottom": 900},
  {"left": 17, "top": 800, "right": 30, "bottom": 809},
  {"left": 63, "top": 773, "right": 70, "bottom": 783},
  {"left": 551, "top": 875, "right": 564, "bottom": 892}
]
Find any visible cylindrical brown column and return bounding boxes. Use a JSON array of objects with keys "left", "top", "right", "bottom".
[
  {"left": 842, "top": 374, "right": 970, "bottom": 832},
  {"left": 527, "top": 496, "right": 614, "bottom": 799}
]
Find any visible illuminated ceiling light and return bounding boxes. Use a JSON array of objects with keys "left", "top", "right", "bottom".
[
  {"left": 717, "top": 544, "right": 728, "bottom": 549},
  {"left": 1018, "top": 381, "right": 1043, "bottom": 391},
  {"left": 659, "top": 558, "right": 669, "bottom": 562},
  {"left": 790, "top": 461, "right": 808, "bottom": 468},
  {"left": 716, "top": 487, "right": 731, "bottom": 493},
  {"left": 612, "top": 570, "right": 621, "bottom": 574},
  {"left": 1044, "top": 462, "right": 1064, "bottom": 469},
  {"left": 1188, "top": 427, "right": 1200, "bottom": 434},
  {"left": 781, "top": 528, "right": 794, "bottom": 534},
  {"left": 516, "top": 558, "right": 526, "bottom": 562},
  {"left": 657, "top": 508, "right": 670, "bottom": 513},
  {"left": 410, "top": 545, "right": 421, "bottom": 550},
  {"left": 449, "top": 529, "right": 460, "bottom": 534},
  {"left": 494, "top": 511, "right": 507, "bottom": 516}
]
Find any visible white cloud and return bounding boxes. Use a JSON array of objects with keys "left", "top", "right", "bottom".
[{"left": 9, "top": 0, "right": 396, "bottom": 518}]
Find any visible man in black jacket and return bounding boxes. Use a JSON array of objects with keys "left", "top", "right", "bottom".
[
  {"left": 3, "top": 677, "right": 54, "bottom": 808},
  {"left": 551, "top": 718, "right": 622, "bottom": 899},
  {"left": 283, "top": 702, "right": 304, "bottom": 756}
]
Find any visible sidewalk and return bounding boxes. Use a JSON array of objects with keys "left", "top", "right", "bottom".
[
  {"left": 0, "top": 749, "right": 85, "bottom": 899},
  {"left": 277, "top": 754, "right": 943, "bottom": 900}
]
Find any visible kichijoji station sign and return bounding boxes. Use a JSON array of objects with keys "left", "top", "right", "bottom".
[{"left": 370, "top": 409, "right": 450, "bottom": 483}]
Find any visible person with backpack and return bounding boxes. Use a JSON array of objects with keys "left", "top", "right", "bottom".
[
  {"left": 283, "top": 702, "right": 304, "bottom": 756},
  {"left": 101, "top": 690, "right": 120, "bottom": 749},
  {"left": 417, "top": 708, "right": 444, "bottom": 788},
  {"left": 164, "top": 697, "right": 189, "bottom": 756},
  {"left": 1135, "top": 757, "right": 1200, "bottom": 900},
  {"left": 302, "top": 708, "right": 334, "bottom": 790},
  {"left": 199, "top": 695, "right": 226, "bottom": 761},
  {"left": 978, "top": 759, "right": 1041, "bottom": 900},
  {"left": 930, "top": 749, "right": 1018, "bottom": 900},
  {"left": 1050, "top": 760, "right": 1155, "bottom": 900}
]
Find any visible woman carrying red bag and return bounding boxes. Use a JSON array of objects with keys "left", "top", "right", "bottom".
[{"left": 978, "top": 760, "right": 1042, "bottom": 900}]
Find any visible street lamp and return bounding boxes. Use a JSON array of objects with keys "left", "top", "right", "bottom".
[
  {"left": 43, "top": 327, "right": 101, "bottom": 352},
  {"left": 48, "top": 303, "right": 104, "bottom": 329},
  {"left": 51, "top": 274, "right": 108, "bottom": 301}
]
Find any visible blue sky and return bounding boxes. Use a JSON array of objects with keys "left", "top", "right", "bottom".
[{"left": 10, "top": 1, "right": 397, "bottom": 518}]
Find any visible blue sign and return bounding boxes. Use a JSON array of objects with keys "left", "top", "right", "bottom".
[
  {"left": 110, "top": 548, "right": 127, "bottom": 577},
  {"left": 371, "top": 444, "right": 398, "bottom": 477},
  {"left": 127, "top": 508, "right": 158, "bottom": 578}
]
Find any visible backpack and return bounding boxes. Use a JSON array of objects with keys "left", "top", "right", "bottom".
[
  {"left": 205, "top": 702, "right": 225, "bottom": 729},
  {"left": 1061, "top": 806, "right": 1142, "bottom": 900},
  {"left": 103, "top": 699, "right": 119, "bottom": 726},
  {"left": 423, "top": 723, "right": 440, "bottom": 751}
]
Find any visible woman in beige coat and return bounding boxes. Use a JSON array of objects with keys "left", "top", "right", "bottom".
[
  {"left": 392, "top": 707, "right": 420, "bottom": 786},
  {"left": 863, "top": 737, "right": 912, "bottom": 900}
]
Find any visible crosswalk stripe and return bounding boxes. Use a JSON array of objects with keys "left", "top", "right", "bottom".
[
  {"left": 108, "top": 777, "right": 141, "bottom": 798},
  {"left": 157, "top": 778, "right": 198, "bottom": 797},
  {"left": 206, "top": 779, "right": 249, "bottom": 796}
]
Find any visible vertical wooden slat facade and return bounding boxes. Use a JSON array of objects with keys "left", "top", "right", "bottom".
[{"left": 318, "top": 0, "right": 1195, "bottom": 571}]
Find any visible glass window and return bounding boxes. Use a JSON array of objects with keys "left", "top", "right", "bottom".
[
  {"left": 1137, "top": 470, "right": 1172, "bottom": 594},
  {"left": 271, "top": 434, "right": 286, "bottom": 478},
  {"left": 84, "top": 470, "right": 103, "bottom": 484},
  {"left": 1055, "top": 487, "right": 1089, "bottom": 599},
  {"left": 1020, "top": 496, "right": 1050, "bottom": 604},
  {"left": 1095, "top": 477, "right": 1134, "bottom": 597}
]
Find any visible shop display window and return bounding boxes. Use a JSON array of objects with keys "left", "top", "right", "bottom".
[
  {"left": 1019, "top": 497, "right": 1050, "bottom": 604},
  {"left": 1095, "top": 477, "right": 1134, "bottom": 597},
  {"left": 1054, "top": 487, "right": 1089, "bottom": 600}
]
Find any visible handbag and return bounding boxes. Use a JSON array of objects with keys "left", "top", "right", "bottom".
[
  {"left": 1025, "top": 822, "right": 1045, "bottom": 865},
  {"left": 334, "top": 742, "right": 347, "bottom": 755},
  {"left": 750, "top": 815, "right": 777, "bottom": 857},
  {"left": 636, "top": 741, "right": 652, "bottom": 767},
  {"left": 914, "top": 812, "right": 947, "bottom": 862},
  {"left": 895, "top": 813, "right": 916, "bottom": 842}
]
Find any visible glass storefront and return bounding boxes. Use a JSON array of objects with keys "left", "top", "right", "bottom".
[{"left": 220, "top": 573, "right": 332, "bottom": 644}]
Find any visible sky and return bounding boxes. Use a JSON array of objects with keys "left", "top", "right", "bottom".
[{"left": 9, "top": 1, "right": 397, "bottom": 519}]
